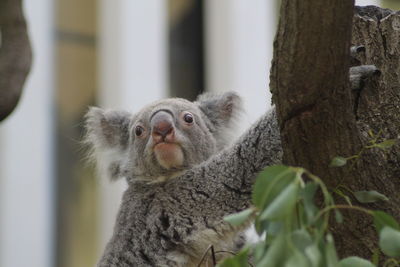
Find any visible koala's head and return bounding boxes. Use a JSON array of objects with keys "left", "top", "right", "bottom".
[{"left": 84, "top": 92, "right": 242, "bottom": 183}]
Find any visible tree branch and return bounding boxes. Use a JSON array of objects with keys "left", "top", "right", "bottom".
[
  {"left": 0, "top": 0, "right": 32, "bottom": 121},
  {"left": 270, "top": 0, "right": 359, "bottom": 186},
  {"left": 270, "top": 1, "right": 400, "bottom": 260}
]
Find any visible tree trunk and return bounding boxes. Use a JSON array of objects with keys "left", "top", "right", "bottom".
[
  {"left": 271, "top": 1, "right": 399, "bottom": 260},
  {"left": 0, "top": 0, "right": 32, "bottom": 121}
]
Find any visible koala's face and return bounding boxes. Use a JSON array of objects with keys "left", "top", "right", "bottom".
[
  {"left": 127, "top": 98, "right": 218, "bottom": 179},
  {"left": 85, "top": 92, "right": 241, "bottom": 182}
]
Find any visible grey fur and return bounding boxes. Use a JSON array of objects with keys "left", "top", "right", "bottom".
[
  {"left": 85, "top": 92, "right": 282, "bottom": 266},
  {"left": 350, "top": 65, "right": 381, "bottom": 90}
]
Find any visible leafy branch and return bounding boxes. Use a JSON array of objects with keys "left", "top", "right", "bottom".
[
  {"left": 330, "top": 130, "right": 397, "bottom": 168},
  {"left": 217, "top": 165, "right": 400, "bottom": 267}
]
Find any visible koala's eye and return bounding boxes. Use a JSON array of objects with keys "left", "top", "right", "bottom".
[
  {"left": 183, "top": 113, "right": 194, "bottom": 124},
  {"left": 134, "top": 126, "right": 145, "bottom": 137}
]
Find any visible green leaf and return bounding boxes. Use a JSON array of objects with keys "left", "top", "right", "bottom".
[
  {"left": 224, "top": 208, "right": 254, "bottom": 226},
  {"left": 217, "top": 248, "right": 249, "bottom": 267},
  {"left": 305, "top": 244, "right": 322, "bottom": 267},
  {"left": 339, "top": 256, "right": 375, "bottom": 267},
  {"left": 259, "top": 182, "right": 299, "bottom": 221},
  {"left": 291, "top": 229, "right": 313, "bottom": 253},
  {"left": 295, "top": 203, "right": 307, "bottom": 228},
  {"left": 253, "top": 241, "right": 266, "bottom": 263},
  {"left": 252, "top": 165, "right": 295, "bottom": 210},
  {"left": 335, "top": 210, "right": 344, "bottom": 224},
  {"left": 266, "top": 221, "right": 283, "bottom": 239},
  {"left": 257, "top": 234, "right": 286, "bottom": 267},
  {"left": 330, "top": 156, "right": 347, "bottom": 167},
  {"left": 379, "top": 227, "right": 400, "bottom": 257},
  {"left": 284, "top": 249, "right": 310, "bottom": 267},
  {"left": 374, "top": 139, "right": 396, "bottom": 150},
  {"left": 300, "top": 182, "right": 319, "bottom": 223},
  {"left": 325, "top": 234, "right": 339, "bottom": 267},
  {"left": 373, "top": 211, "right": 400, "bottom": 233},
  {"left": 354, "top": 190, "right": 389, "bottom": 203}
]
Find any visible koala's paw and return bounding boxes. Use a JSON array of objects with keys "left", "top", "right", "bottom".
[
  {"left": 350, "top": 45, "right": 366, "bottom": 55},
  {"left": 350, "top": 45, "right": 366, "bottom": 66},
  {"left": 348, "top": 46, "right": 382, "bottom": 119},
  {"left": 349, "top": 65, "right": 381, "bottom": 91}
]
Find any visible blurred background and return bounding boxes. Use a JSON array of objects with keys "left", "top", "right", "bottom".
[{"left": 0, "top": 0, "right": 397, "bottom": 266}]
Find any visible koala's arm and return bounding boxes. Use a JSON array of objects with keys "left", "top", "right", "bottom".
[
  {"left": 203, "top": 108, "right": 282, "bottom": 193},
  {"left": 164, "top": 108, "right": 282, "bottom": 219}
]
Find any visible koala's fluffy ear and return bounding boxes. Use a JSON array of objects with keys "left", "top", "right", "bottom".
[
  {"left": 84, "top": 107, "right": 131, "bottom": 180},
  {"left": 196, "top": 91, "right": 242, "bottom": 148}
]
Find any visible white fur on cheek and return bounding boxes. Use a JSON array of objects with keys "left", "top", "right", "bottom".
[{"left": 154, "top": 143, "right": 184, "bottom": 169}]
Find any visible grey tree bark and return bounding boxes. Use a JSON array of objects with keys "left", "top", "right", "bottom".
[
  {"left": 0, "top": 0, "right": 32, "bottom": 121},
  {"left": 271, "top": 1, "right": 399, "bottom": 260}
]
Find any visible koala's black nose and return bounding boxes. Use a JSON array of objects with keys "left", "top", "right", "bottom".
[{"left": 151, "top": 111, "right": 174, "bottom": 140}]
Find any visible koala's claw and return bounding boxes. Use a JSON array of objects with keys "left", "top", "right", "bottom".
[{"left": 351, "top": 45, "right": 366, "bottom": 56}]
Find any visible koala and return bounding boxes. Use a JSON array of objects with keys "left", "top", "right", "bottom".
[
  {"left": 85, "top": 47, "right": 379, "bottom": 266},
  {"left": 85, "top": 92, "right": 282, "bottom": 266}
]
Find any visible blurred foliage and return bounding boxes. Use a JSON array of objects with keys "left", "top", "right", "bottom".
[
  {"left": 219, "top": 165, "right": 400, "bottom": 267},
  {"left": 381, "top": 0, "right": 400, "bottom": 10}
]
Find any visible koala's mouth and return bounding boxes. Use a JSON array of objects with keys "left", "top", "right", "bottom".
[{"left": 153, "top": 142, "right": 184, "bottom": 169}]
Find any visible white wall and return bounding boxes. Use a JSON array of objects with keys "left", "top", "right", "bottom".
[
  {"left": 204, "top": 0, "right": 278, "bottom": 242},
  {"left": 356, "top": 0, "right": 380, "bottom": 5},
  {"left": 97, "top": 0, "right": 168, "bottom": 257},
  {"left": 0, "top": 1, "right": 55, "bottom": 267},
  {"left": 205, "top": 0, "right": 277, "bottom": 131}
]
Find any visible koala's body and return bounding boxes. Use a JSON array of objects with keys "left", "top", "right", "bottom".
[
  {"left": 84, "top": 59, "right": 377, "bottom": 266},
  {"left": 85, "top": 92, "right": 282, "bottom": 266}
]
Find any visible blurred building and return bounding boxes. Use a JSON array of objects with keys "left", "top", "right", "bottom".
[{"left": 0, "top": 0, "right": 396, "bottom": 266}]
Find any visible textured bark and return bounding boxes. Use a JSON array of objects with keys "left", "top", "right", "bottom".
[
  {"left": 271, "top": 1, "right": 358, "bottom": 184},
  {"left": 342, "top": 6, "right": 400, "bottom": 258},
  {"left": 0, "top": 0, "right": 32, "bottom": 121},
  {"left": 271, "top": 1, "right": 399, "bottom": 261}
]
